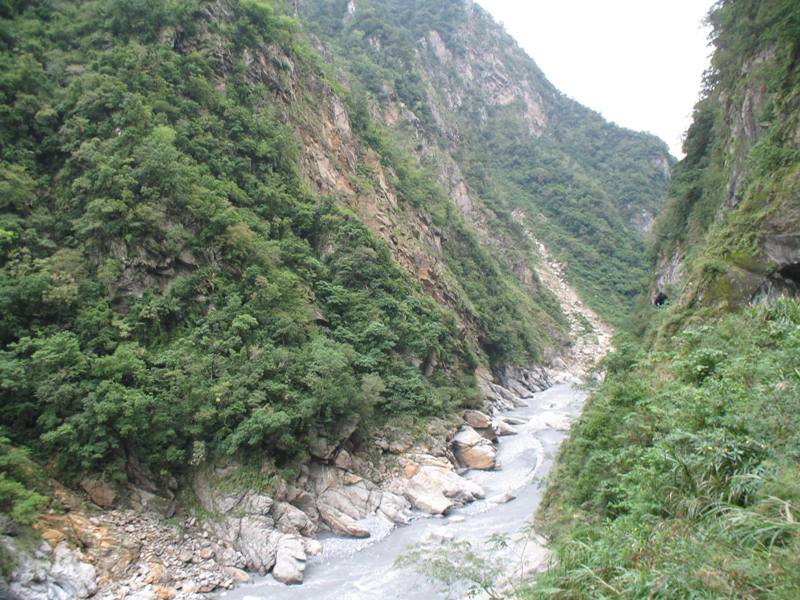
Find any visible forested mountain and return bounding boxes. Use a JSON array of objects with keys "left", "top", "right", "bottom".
[
  {"left": 298, "top": 0, "right": 672, "bottom": 322},
  {"left": 538, "top": 1, "right": 800, "bottom": 597},
  {"left": 0, "top": 0, "right": 665, "bottom": 537}
]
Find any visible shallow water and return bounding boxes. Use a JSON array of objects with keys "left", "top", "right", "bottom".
[{"left": 220, "top": 382, "right": 585, "bottom": 600}]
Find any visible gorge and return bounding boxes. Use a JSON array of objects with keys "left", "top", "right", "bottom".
[{"left": 1, "top": 0, "right": 798, "bottom": 599}]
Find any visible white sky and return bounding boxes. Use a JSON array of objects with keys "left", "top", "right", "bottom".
[{"left": 476, "top": 0, "right": 715, "bottom": 156}]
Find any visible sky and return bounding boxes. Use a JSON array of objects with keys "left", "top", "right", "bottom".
[{"left": 476, "top": 0, "right": 716, "bottom": 157}]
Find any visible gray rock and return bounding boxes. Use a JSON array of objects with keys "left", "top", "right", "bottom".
[
  {"left": 274, "top": 501, "right": 316, "bottom": 537},
  {"left": 48, "top": 543, "right": 98, "bottom": 599},
  {"left": 317, "top": 505, "right": 370, "bottom": 538},
  {"left": 271, "top": 535, "right": 306, "bottom": 585},
  {"left": 80, "top": 478, "right": 117, "bottom": 509},
  {"left": 378, "top": 491, "right": 412, "bottom": 524}
]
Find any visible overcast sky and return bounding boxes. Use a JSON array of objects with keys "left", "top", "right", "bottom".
[{"left": 476, "top": 0, "right": 715, "bottom": 157}]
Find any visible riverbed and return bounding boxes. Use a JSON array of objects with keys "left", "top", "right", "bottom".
[{"left": 220, "top": 380, "right": 585, "bottom": 600}]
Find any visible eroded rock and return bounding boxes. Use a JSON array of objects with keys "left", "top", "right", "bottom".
[
  {"left": 272, "top": 535, "right": 307, "bottom": 585},
  {"left": 451, "top": 426, "right": 497, "bottom": 470}
]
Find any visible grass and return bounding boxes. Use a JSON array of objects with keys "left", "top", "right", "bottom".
[{"left": 533, "top": 297, "right": 800, "bottom": 599}]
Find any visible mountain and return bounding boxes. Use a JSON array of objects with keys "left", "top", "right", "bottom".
[
  {"left": 299, "top": 0, "right": 673, "bottom": 322},
  {"left": 0, "top": 0, "right": 672, "bottom": 594},
  {"left": 538, "top": 1, "right": 800, "bottom": 597}
]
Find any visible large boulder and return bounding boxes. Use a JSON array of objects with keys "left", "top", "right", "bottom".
[
  {"left": 271, "top": 535, "right": 307, "bottom": 585},
  {"left": 378, "top": 491, "right": 412, "bottom": 524},
  {"left": 451, "top": 426, "right": 497, "bottom": 470},
  {"left": 317, "top": 505, "right": 370, "bottom": 538},
  {"left": 8, "top": 540, "right": 98, "bottom": 600},
  {"left": 79, "top": 479, "right": 117, "bottom": 509},
  {"left": 273, "top": 502, "right": 316, "bottom": 537},
  {"left": 463, "top": 410, "right": 492, "bottom": 429},
  {"left": 401, "top": 463, "right": 485, "bottom": 515}
]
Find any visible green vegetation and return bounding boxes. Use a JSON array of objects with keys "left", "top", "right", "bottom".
[
  {"left": 299, "top": 0, "right": 672, "bottom": 325},
  {"left": 650, "top": 0, "right": 800, "bottom": 322},
  {"left": 0, "top": 0, "right": 580, "bottom": 536},
  {"left": 0, "top": 0, "right": 516, "bottom": 506},
  {"left": 537, "top": 1, "right": 800, "bottom": 597},
  {"left": 537, "top": 299, "right": 800, "bottom": 598}
]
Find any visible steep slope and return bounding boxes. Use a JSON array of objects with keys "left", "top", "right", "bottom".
[
  {"left": 298, "top": 0, "right": 673, "bottom": 323},
  {"left": 650, "top": 0, "right": 800, "bottom": 335},
  {"left": 537, "top": 2, "right": 800, "bottom": 598}
]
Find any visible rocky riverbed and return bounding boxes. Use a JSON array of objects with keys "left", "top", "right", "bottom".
[{"left": 220, "top": 378, "right": 588, "bottom": 600}]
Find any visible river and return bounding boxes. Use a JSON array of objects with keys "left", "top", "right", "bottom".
[{"left": 220, "top": 380, "right": 585, "bottom": 600}]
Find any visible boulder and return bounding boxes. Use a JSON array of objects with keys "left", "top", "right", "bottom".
[
  {"left": 80, "top": 479, "right": 117, "bottom": 509},
  {"left": 455, "top": 444, "right": 496, "bottom": 470},
  {"left": 303, "top": 538, "right": 323, "bottom": 556},
  {"left": 463, "top": 410, "right": 492, "bottom": 429},
  {"left": 451, "top": 426, "right": 497, "bottom": 470},
  {"left": 224, "top": 566, "right": 252, "bottom": 584},
  {"left": 317, "top": 505, "right": 370, "bottom": 538},
  {"left": 492, "top": 420, "right": 518, "bottom": 436},
  {"left": 48, "top": 543, "right": 98, "bottom": 599},
  {"left": 271, "top": 535, "right": 306, "bottom": 585},
  {"left": 208, "top": 516, "right": 280, "bottom": 575},
  {"left": 128, "top": 487, "right": 175, "bottom": 518},
  {"left": 402, "top": 465, "right": 484, "bottom": 515},
  {"left": 273, "top": 502, "right": 316, "bottom": 537},
  {"left": 378, "top": 491, "right": 412, "bottom": 524}
]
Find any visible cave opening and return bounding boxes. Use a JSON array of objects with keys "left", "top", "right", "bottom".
[
  {"left": 654, "top": 292, "right": 668, "bottom": 307},
  {"left": 778, "top": 262, "right": 800, "bottom": 285}
]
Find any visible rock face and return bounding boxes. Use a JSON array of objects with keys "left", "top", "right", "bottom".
[
  {"left": 6, "top": 538, "right": 98, "bottom": 600},
  {"left": 451, "top": 426, "right": 497, "bottom": 470}
]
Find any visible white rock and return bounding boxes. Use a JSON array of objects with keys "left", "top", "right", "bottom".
[
  {"left": 303, "top": 538, "right": 323, "bottom": 556},
  {"left": 48, "top": 543, "right": 97, "bottom": 599},
  {"left": 492, "top": 420, "right": 518, "bottom": 436},
  {"left": 402, "top": 465, "right": 484, "bottom": 515}
]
